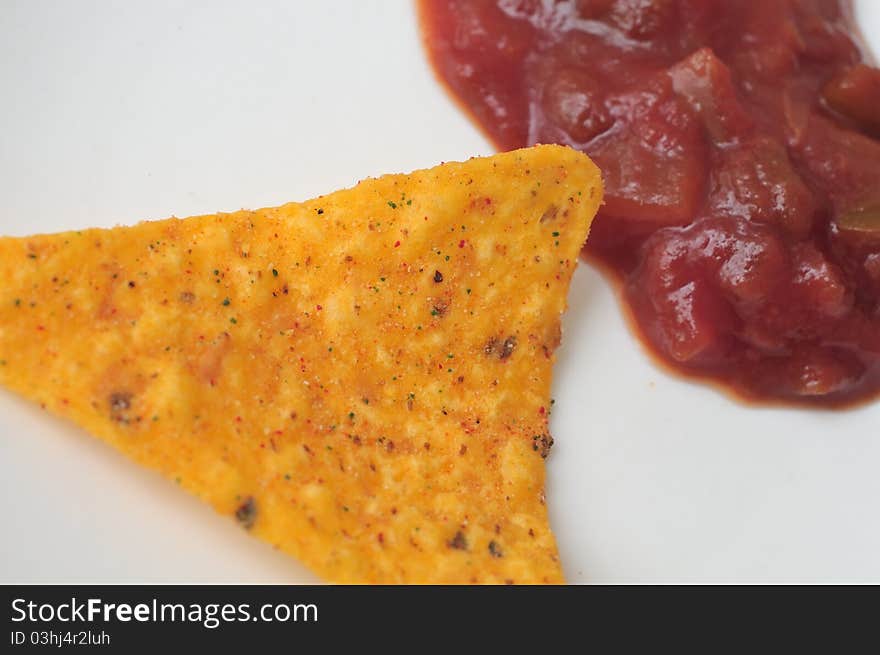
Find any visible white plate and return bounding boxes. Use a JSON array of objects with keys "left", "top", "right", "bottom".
[{"left": 1, "top": 0, "right": 878, "bottom": 583}]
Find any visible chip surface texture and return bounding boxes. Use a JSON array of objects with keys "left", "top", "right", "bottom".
[{"left": 0, "top": 145, "right": 602, "bottom": 583}]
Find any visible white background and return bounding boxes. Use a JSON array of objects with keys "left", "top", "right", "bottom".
[{"left": 1, "top": 0, "right": 878, "bottom": 583}]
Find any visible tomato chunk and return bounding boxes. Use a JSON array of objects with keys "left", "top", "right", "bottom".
[
  {"left": 592, "top": 77, "right": 707, "bottom": 225},
  {"left": 823, "top": 64, "right": 880, "bottom": 136},
  {"left": 668, "top": 48, "right": 753, "bottom": 144}
]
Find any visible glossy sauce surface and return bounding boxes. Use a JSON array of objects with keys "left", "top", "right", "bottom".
[{"left": 419, "top": 0, "right": 880, "bottom": 405}]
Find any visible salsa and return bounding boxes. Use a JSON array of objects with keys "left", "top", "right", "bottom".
[{"left": 419, "top": 0, "right": 880, "bottom": 406}]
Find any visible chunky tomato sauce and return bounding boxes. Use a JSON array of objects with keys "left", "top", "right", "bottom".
[{"left": 419, "top": 0, "right": 880, "bottom": 405}]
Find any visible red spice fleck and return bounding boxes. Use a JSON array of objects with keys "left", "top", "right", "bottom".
[
  {"left": 394, "top": 240, "right": 401, "bottom": 247},
  {"left": 377, "top": 532, "right": 385, "bottom": 544},
  {"left": 316, "top": 305, "right": 322, "bottom": 311},
  {"left": 235, "top": 416, "right": 242, "bottom": 423},
  {"left": 274, "top": 430, "right": 283, "bottom": 436},
  {"left": 259, "top": 442, "right": 266, "bottom": 449},
  {"left": 458, "top": 240, "right": 466, "bottom": 248},
  {"left": 36, "top": 325, "right": 45, "bottom": 331},
  {"left": 538, "top": 406, "right": 545, "bottom": 415}
]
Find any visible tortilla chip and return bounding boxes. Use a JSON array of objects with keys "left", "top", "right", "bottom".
[{"left": 0, "top": 144, "right": 602, "bottom": 583}]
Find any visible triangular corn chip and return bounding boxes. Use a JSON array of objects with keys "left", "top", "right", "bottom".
[{"left": 0, "top": 145, "right": 601, "bottom": 583}]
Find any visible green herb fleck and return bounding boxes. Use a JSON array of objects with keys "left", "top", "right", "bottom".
[
  {"left": 272, "top": 268, "right": 278, "bottom": 277},
  {"left": 388, "top": 201, "right": 397, "bottom": 209},
  {"left": 222, "top": 297, "right": 230, "bottom": 306}
]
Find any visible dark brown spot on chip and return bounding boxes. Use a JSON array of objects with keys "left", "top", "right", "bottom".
[
  {"left": 532, "top": 434, "right": 554, "bottom": 458},
  {"left": 540, "top": 204, "right": 559, "bottom": 223},
  {"left": 500, "top": 336, "right": 517, "bottom": 360},
  {"left": 108, "top": 392, "right": 133, "bottom": 422},
  {"left": 109, "top": 392, "right": 130, "bottom": 412},
  {"left": 449, "top": 530, "right": 468, "bottom": 550},
  {"left": 488, "top": 540, "right": 503, "bottom": 558},
  {"left": 433, "top": 270, "right": 443, "bottom": 283},
  {"left": 485, "top": 335, "right": 517, "bottom": 360},
  {"left": 179, "top": 291, "right": 195, "bottom": 303},
  {"left": 235, "top": 496, "right": 257, "bottom": 529}
]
